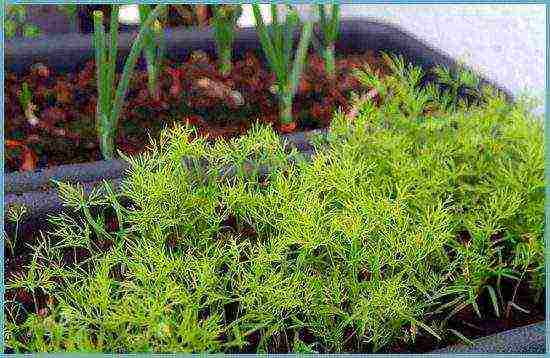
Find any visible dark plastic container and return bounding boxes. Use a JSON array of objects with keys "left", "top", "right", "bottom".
[
  {"left": 3, "top": 19, "right": 543, "bottom": 354},
  {"left": 4, "top": 19, "right": 515, "bottom": 223},
  {"left": 24, "top": 5, "right": 79, "bottom": 36}
]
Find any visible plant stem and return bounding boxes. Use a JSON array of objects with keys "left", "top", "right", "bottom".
[
  {"left": 139, "top": 5, "right": 160, "bottom": 100},
  {"left": 212, "top": 5, "right": 240, "bottom": 78},
  {"left": 108, "top": 5, "right": 119, "bottom": 104},
  {"left": 318, "top": 4, "right": 339, "bottom": 79},
  {"left": 218, "top": 44, "right": 232, "bottom": 77},
  {"left": 93, "top": 10, "right": 113, "bottom": 159},
  {"left": 323, "top": 44, "right": 335, "bottom": 78},
  {"left": 110, "top": 4, "right": 167, "bottom": 122},
  {"left": 32, "top": 290, "right": 38, "bottom": 314},
  {"left": 93, "top": 4, "right": 167, "bottom": 160},
  {"left": 93, "top": 11, "right": 106, "bottom": 116},
  {"left": 253, "top": 4, "right": 312, "bottom": 126},
  {"left": 98, "top": 116, "right": 115, "bottom": 159},
  {"left": 12, "top": 220, "right": 20, "bottom": 257},
  {"left": 289, "top": 21, "right": 313, "bottom": 97},
  {"left": 279, "top": 91, "right": 293, "bottom": 125}
]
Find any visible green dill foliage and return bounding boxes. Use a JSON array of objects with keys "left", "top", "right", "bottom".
[
  {"left": 4, "top": 5, "right": 78, "bottom": 39},
  {"left": 355, "top": 52, "right": 491, "bottom": 119},
  {"left": 5, "top": 5, "right": 41, "bottom": 39},
  {"left": 432, "top": 63, "right": 482, "bottom": 111},
  {"left": 6, "top": 58, "right": 543, "bottom": 353},
  {"left": 211, "top": 5, "right": 242, "bottom": 77},
  {"left": 93, "top": 5, "right": 167, "bottom": 160},
  {"left": 252, "top": 4, "right": 313, "bottom": 125},
  {"left": 5, "top": 203, "right": 28, "bottom": 257}
]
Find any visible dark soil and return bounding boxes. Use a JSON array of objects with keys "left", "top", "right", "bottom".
[
  {"left": 4, "top": 49, "right": 388, "bottom": 173},
  {"left": 382, "top": 281, "right": 544, "bottom": 353}
]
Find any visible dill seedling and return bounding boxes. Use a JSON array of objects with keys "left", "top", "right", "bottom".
[
  {"left": 7, "top": 58, "right": 543, "bottom": 353},
  {"left": 5, "top": 203, "right": 28, "bottom": 257}
]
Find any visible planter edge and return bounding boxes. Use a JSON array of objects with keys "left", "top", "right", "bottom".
[
  {"left": 432, "top": 321, "right": 545, "bottom": 353},
  {"left": 5, "top": 19, "right": 515, "bottom": 187}
]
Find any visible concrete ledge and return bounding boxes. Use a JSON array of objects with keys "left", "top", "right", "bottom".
[{"left": 432, "top": 321, "right": 546, "bottom": 353}]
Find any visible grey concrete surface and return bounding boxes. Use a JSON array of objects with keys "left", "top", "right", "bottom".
[
  {"left": 293, "top": 4, "right": 546, "bottom": 115},
  {"left": 432, "top": 321, "right": 545, "bottom": 353}
]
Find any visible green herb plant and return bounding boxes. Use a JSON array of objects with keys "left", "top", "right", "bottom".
[
  {"left": 316, "top": 4, "right": 340, "bottom": 78},
  {"left": 5, "top": 4, "right": 42, "bottom": 39},
  {"left": 432, "top": 64, "right": 481, "bottom": 111},
  {"left": 138, "top": 4, "right": 167, "bottom": 101},
  {"left": 93, "top": 5, "right": 167, "bottom": 159},
  {"left": 211, "top": 5, "right": 243, "bottom": 77},
  {"left": 5, "top": 57, "right": 543, "bottom": 353},
  {"left": 5, "top": 203, "right": 28, "bottom": 257},
  {"left": 252, "top": 4, "right": 313, "bottom": 127},
  {"left": 17, "top": 82, "right": 39, "bottom": 126},
  {"left": 5, "top": 5, "right": 78, "bottom": 39}
]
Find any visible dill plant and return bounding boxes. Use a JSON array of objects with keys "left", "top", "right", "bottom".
[
  {"left": 5, "top": 58, "right": 544, "bottom": 353},
  {"left": 4, "top": 5, "right": 78, "bottom": 39},
  {"left": 5, "top": 204, "right": 28, "bottom": 257}
]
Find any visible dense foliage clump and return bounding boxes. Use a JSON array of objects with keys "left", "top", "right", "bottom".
[{"left": 5, "top": 57, "right": 543, "bottom": 353}]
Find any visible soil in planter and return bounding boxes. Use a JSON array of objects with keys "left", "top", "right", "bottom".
[
  {"left": 4, "top": 49, "right": 389, "bottom": 173},
  {"left": 382, "top": 281, "right": 545, "bottom": 353},
  {"left": 3, "top": 208, "right": 545, "bottom": 354}
]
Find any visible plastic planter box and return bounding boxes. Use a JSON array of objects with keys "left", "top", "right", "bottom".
[
  {"left": 13, "top": 5, "right": 79, "bottom": 37},
  {"left": 3, "top": 19, "right": 543, "bottom": 354}
]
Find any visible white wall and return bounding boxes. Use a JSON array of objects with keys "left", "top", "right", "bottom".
[{"left": 298, "top": 4, "right": 546, "bottom": 114}]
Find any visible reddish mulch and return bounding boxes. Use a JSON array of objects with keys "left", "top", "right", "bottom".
[{"left": 4, "top": 49, "right": 388, "bottom": 173}]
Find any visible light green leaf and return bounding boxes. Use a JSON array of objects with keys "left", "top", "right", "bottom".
[
  {"left": 22, "top": 23, "right": 41, "bottom": 38},
  {"left": 5, "top": 19, "right": 17, "bottom": 39}
]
